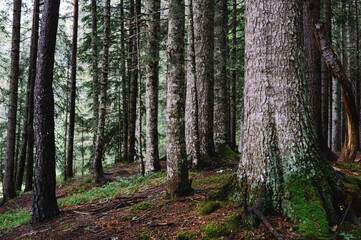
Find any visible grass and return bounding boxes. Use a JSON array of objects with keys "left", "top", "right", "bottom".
[
  {"left": 202, "top": 223, "right": 231, "bottom": 239},
  {"left": 58, "top": 172, "right": 166, "bottom": 208},
  {"left": 0, "top": 208, "right": 31, "bottom": 232}
]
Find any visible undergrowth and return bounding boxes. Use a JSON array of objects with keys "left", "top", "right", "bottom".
[{"left": 0, "top": 208, "right": 31, "bottom": 232}]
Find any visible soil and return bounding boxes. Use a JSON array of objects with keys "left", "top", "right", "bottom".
[{"left": 0, "top": 157, "right": 360, "bottom": 240}]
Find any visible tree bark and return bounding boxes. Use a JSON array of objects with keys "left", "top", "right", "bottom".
[
  {"left": 121, "top": 0, "right": 128, "bottom": 162},
  {"left": 185, "top": 0, "right": 201, "bottom": 168},
  {"left": 93, "top": 0, "right": 111, "bottom": 183},
  {"left": 166, "top": 0, "right": 191, "bottom": 197},
  {"left": 355, "top": 0, "right": 360, "bottom": 150},
  {"left": 214, "top": 0, "right": 229, "bottom": 149},
  {"left": 230, "top": 0, "right": 237, "bottom": 151},
  {"left": 92, "top": 0, "right": 99, "bottom": 160},
  {"left": 31, "top": 0, "right": 60, "bottom": 224},
  {"left": 3, "top": 0, "right": 22, "bottom": 202},
  {"left": 66, "top": 0, "right": 79, "bottom": 179},
  {"left": 239, "top": 1, "right": 340, "bottom": 236},
  {"left": 193, "top": 0, "right": 216, "bottom": 158},
  {"left": 315, "top": 22, "right": 359, "bottom": 163}
]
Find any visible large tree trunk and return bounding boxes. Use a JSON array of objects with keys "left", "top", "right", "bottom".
[
  {"left": 92, "top": 0, "right": 99, "bottom": 160},
  {"left": 213, "top": 0, "right": 229, "bottom": 149},
  {"left": 315, "top": 23, "right": 359, "bottom": 163},
  {"left": 93, "top": 0, "right": 111, "bottom": 183},
  {"left": 193, "top": 0, "right": 216, "bottom": 158},
  {"left": 3, "top": 0, "right": 22, "bottom": 202},
  {"left": 31, "top": 0, "right": 60, "bottom": 224},
  {"left": 166, "top": 0, "right": 191, "bottom": 197},
  {"left": 185, "top": 0, "right": 201, "bottom": 168},
  {"left": 127, "top": 0, "right": 138, "bottom": 163},
  {"left": 355, "top": 0, "right": 361, "bottom": 150},
  {"left": 66, "top": 0, "right": 79, "bottom": 179},
  {"left": 145, "top": 0, "right": 161, "bottom": 173},
  {"left": 239, "top": 1, "right": 341, "bottom": 237}
]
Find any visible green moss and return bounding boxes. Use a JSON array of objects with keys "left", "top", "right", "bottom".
[
  {"left": 208, "top": 174, "right": 241, "bottom": 202},
  {"left": 129, "top": 202, "right": 156, "bottom": 213},
  {"left": 197, "top": 201, "right": 221, "bottom": 215},
  {"left": 284, "top": 178, "right": 330, "bottom": 240},
  {"left": 216, "top": 143, "right": 239, "bottom": 159},
  {"left": 202, "top": 223, "right": 231, "bottom": 239},
  {"left": 135, "top": 231, "right": 152, "bottom": 240},
  {"left": 336, "top": 162, "right": 361, "bottom": 173},
  {"left": 175, "top": 231, "right": 196, "bottom": 240},
  {"left": 225, "top": 212, "right": 243, "bottom": 230},
  {"left": 192, "top": 175, "right": 230, "bottom": 189},
  {"left": 341, "top": 174, "right": 361, "bottom": 214}
]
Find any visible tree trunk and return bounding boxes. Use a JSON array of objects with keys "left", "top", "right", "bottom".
[
  {"left": 31, "top": 0, "right": 60, "bottom": 224},
  {"left": 214, "top": 0, "right": 229, "bottom": 149},
  {"left": 3, "top": 0, "right": 22, "bottom": 202},
  {"left": 66, "top": 0, "right": 79, "bottom": 179},
  {"left": 92, "top": 0, "right": 99, "bottom": 160},
  {"left": 355, "top": 0, "right": 360, "bottom": 150},
  {"left": 193, "top": 0, "right": 216, "bottom": 158},
  {"left": 127, "top": 0, "right": 138, "bottom": 163},
  {"left": 185, "top": 0, "right": 201, "bottom": 168},
  {"left": 145, "top": 0, "right": 161, "bottom": 173},
  {"left": 93, "top": 0, "right": 111, "bottom": 183},
  {"left": 121, "top": 0, "right": 128, "bottom": 162},
  {"left": 229, "top": 0, "right": 237, "bottom": 151},
  {"left": 239, "top": 1, "right": 340, "bottom": 237},
  {"left": 315, "top": 23, "right": 359, "bottom": 163},
  {"left": 166, "top": 0, "right": 191, "bottom": 197}
]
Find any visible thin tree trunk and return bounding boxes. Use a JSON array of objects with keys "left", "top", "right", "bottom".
[
  {"left": 31, "top": 0, "right": 60, "bottom": 224},
  {"left": 185, "top": 0, "right": 201, "bottom": 168},
  {"left": 63, "top": 68, "right": 70, "bottom": 180},
  {"left": 81, "top": 120, "right": 84, "bottom": 176},
  {"left": 3, "top": 0, "right": 22, "bottom": 202},
  {"left": 145, "top": 0, "right": 161, "bottom": 173},
  {"left": 66, "top": 0, "right": 79, "bottom": 179},
  {"left": 93, "top": 0, "right": 111, "bottom": 183},
  {"left": 193, "top": 0, "right": 216, "bottom": 158},
  {"left": 166, "top": 0, "right": 191, "bottom": 197},
  {"left": 92, "top": 0, "right": 99, "bottom": 159},
  {"left": 355, "top": 0, "right": 360, "bottom": 150}
]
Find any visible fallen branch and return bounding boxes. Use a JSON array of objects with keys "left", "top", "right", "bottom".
[{"left": 314, "top": 22, "right": 359, "bottom": 162}]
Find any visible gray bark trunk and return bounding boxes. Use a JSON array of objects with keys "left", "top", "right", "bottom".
[
  {"left": 230, "top": 0, "right": 237, "bottom": 151},
  {"left": 92, "top": 0, "right": 99, "bottom": 159}
]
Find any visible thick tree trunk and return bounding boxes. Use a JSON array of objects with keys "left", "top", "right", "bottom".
[
  {"left": 239, "top": 1, "right": 340, "bottom": 237},
  {"left": 315, "top": 23, "right": 359, "bottom": 163},
  {"left": 66, "top": 0, "right": 79, "bottom": 179},
  {"left": 230, "top": 0, "right": 237, "bottom": 151},
  {"left": 214, "top": 0, "right": 229, "bottom": 149},
  {"left": 166, "top": 0, "right": 191, "bottom": 197},
  {"left": 145, "top": 0, "right": 161, "bottom": 173},
  {"left": 93, "top": 0, "right": 111, "bottom": 183},
  {"left": 92, "top": 0, "right": 99, "bottom": 159},
  {"left": 127, "top": 0, "right": 138, "bottom": 163},
  {"left": 3, "top": 0, "right": 22, "bottom": 202},
  {"left": 31, "top": 0, "right": 60, "bottom": 224},
  {"left": 193, "top": 0, "right": 216, "bottom": 158},
  {"left": 355, "top": 0, "right": 361, "bottom": 150},
  {"left": 185, "top": 0, "right": 201, "bottom": 168}
]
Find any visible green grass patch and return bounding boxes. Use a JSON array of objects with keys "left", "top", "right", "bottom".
[
  {"left": 175, "top": 231, "right": 196, "bottom": 240},
  {"left": 197, "top": 201, "right": 221, "bottom": 215},
  {"left": 129, "top": 202, "right": 156, "bottom": 213},
  {"left": 58, "top": 172, "right": 166, "bottom": 208},
  {"left": 336, "top": 162, "right": 361, "bottom": 173},
  {"left": 192, "top": 175, "right": 230, "bottom": 189},
  {"left": 0, "top": 208, "right": 31, "bottom": 231},
  {"left": 202, "top": 223, "right": 231, "bottom": 239}
]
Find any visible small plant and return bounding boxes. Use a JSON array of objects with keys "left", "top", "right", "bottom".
[
  {"left": 340, "top": 233, "right": 356, "bottom": 240},
  {"left": 202, "top": 223, "right": 231, "bottom": 239},
  {"left": 175, "top": 231, "right": 196, "bottom": 240},
  {"left": 198, "top": 201, "right": 221, "bottom": 215},
  {"left": 0, "top": 208, "right": 31, "bottom": 231},
  {"left": 129, "top": 202, "right": 156, "bottom": 213}
]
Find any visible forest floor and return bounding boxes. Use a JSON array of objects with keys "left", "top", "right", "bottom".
[{"left": 0, "top": 153, "right": 361, "bottom": 240}]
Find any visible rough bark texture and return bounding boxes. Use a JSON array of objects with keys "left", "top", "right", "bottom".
[
  {"left": 145, "top": 0, "right": 161, "bottom": 173},
  {"left": 66, "top": 0, "right": 79, "bottom": 179},
  {"left": 31, "top": 0, "right": 60, "bottom": 224},
  {"left": 3, "top": 0, "right": 22, "bottom": 202},
  {"left": 315, "top": 23, "right": 359, "bottom": 163},
  {"left": 17, "top": 0, "right": 39, "bottom": 192},
  {"left": 193, "top": 0, "right": 216, "bottom": 158},
  {"left": 230, "top": 0, "right": 237, "bottom": 151},
  {"left": 213, "top": 0, "right": 229, "bottom": 148},
  {"left": 166, "top": 0, "right": 191, "bottom": 197},
  {"left": 239, "top": 0, "right": 340, "bottom": 236},
  {"left": 321, "top": 0, "right": 331, "bottom": 145},
  {"left": 92, "top": 0, "right": 99, "bottom": 159},
  {"left": 93, "top": 0, "right": 111, "bottom": 182},
  {"left": 121, "top": 0, "right": 128, "bottom": 162},
  {"left": 185, "top": 0, "right": 201, "bottom": 168},
  {"left": 127, "top": 0, "right": 138, "bottom": 163},
  {"left": 355, "top": 0, "right": 361, "bottom": 150}
]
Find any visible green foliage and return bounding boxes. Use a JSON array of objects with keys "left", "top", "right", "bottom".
[
  {"left": 225, "top": 212, "right": 242, "bottom": 230},
  {"left": 216, "top": 143, "right": 239, "bottom": 159},
  {"left": 202, "top": 223, "right": 231, "bottom": 239},
  {"left": 175, "top": 231, "right": 196, "bottom": 240},
  {"left": 0, "top": 208, "right": 31, "bottom": 231},
  {"left": 340, "top": 232, "right": 356, "bottom": 240},
  {"left": 336, "top": 162, "right": 361, "bottom": 173},
  {"left": 129, "top": 202, "right": 156, "bottom": 213},
  {"left": 58, "top": 172, "right": 166, "bottom": 208},
  {"left": 197, "top": 201, "right": 221, "bottom": 215},
  {"left": 284, "top": 178, "right": 330, "bottom": 240}
]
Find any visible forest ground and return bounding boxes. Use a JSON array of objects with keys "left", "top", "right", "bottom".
[{"left": 0, "top": 153, "right": 361, "bottom": 239}]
